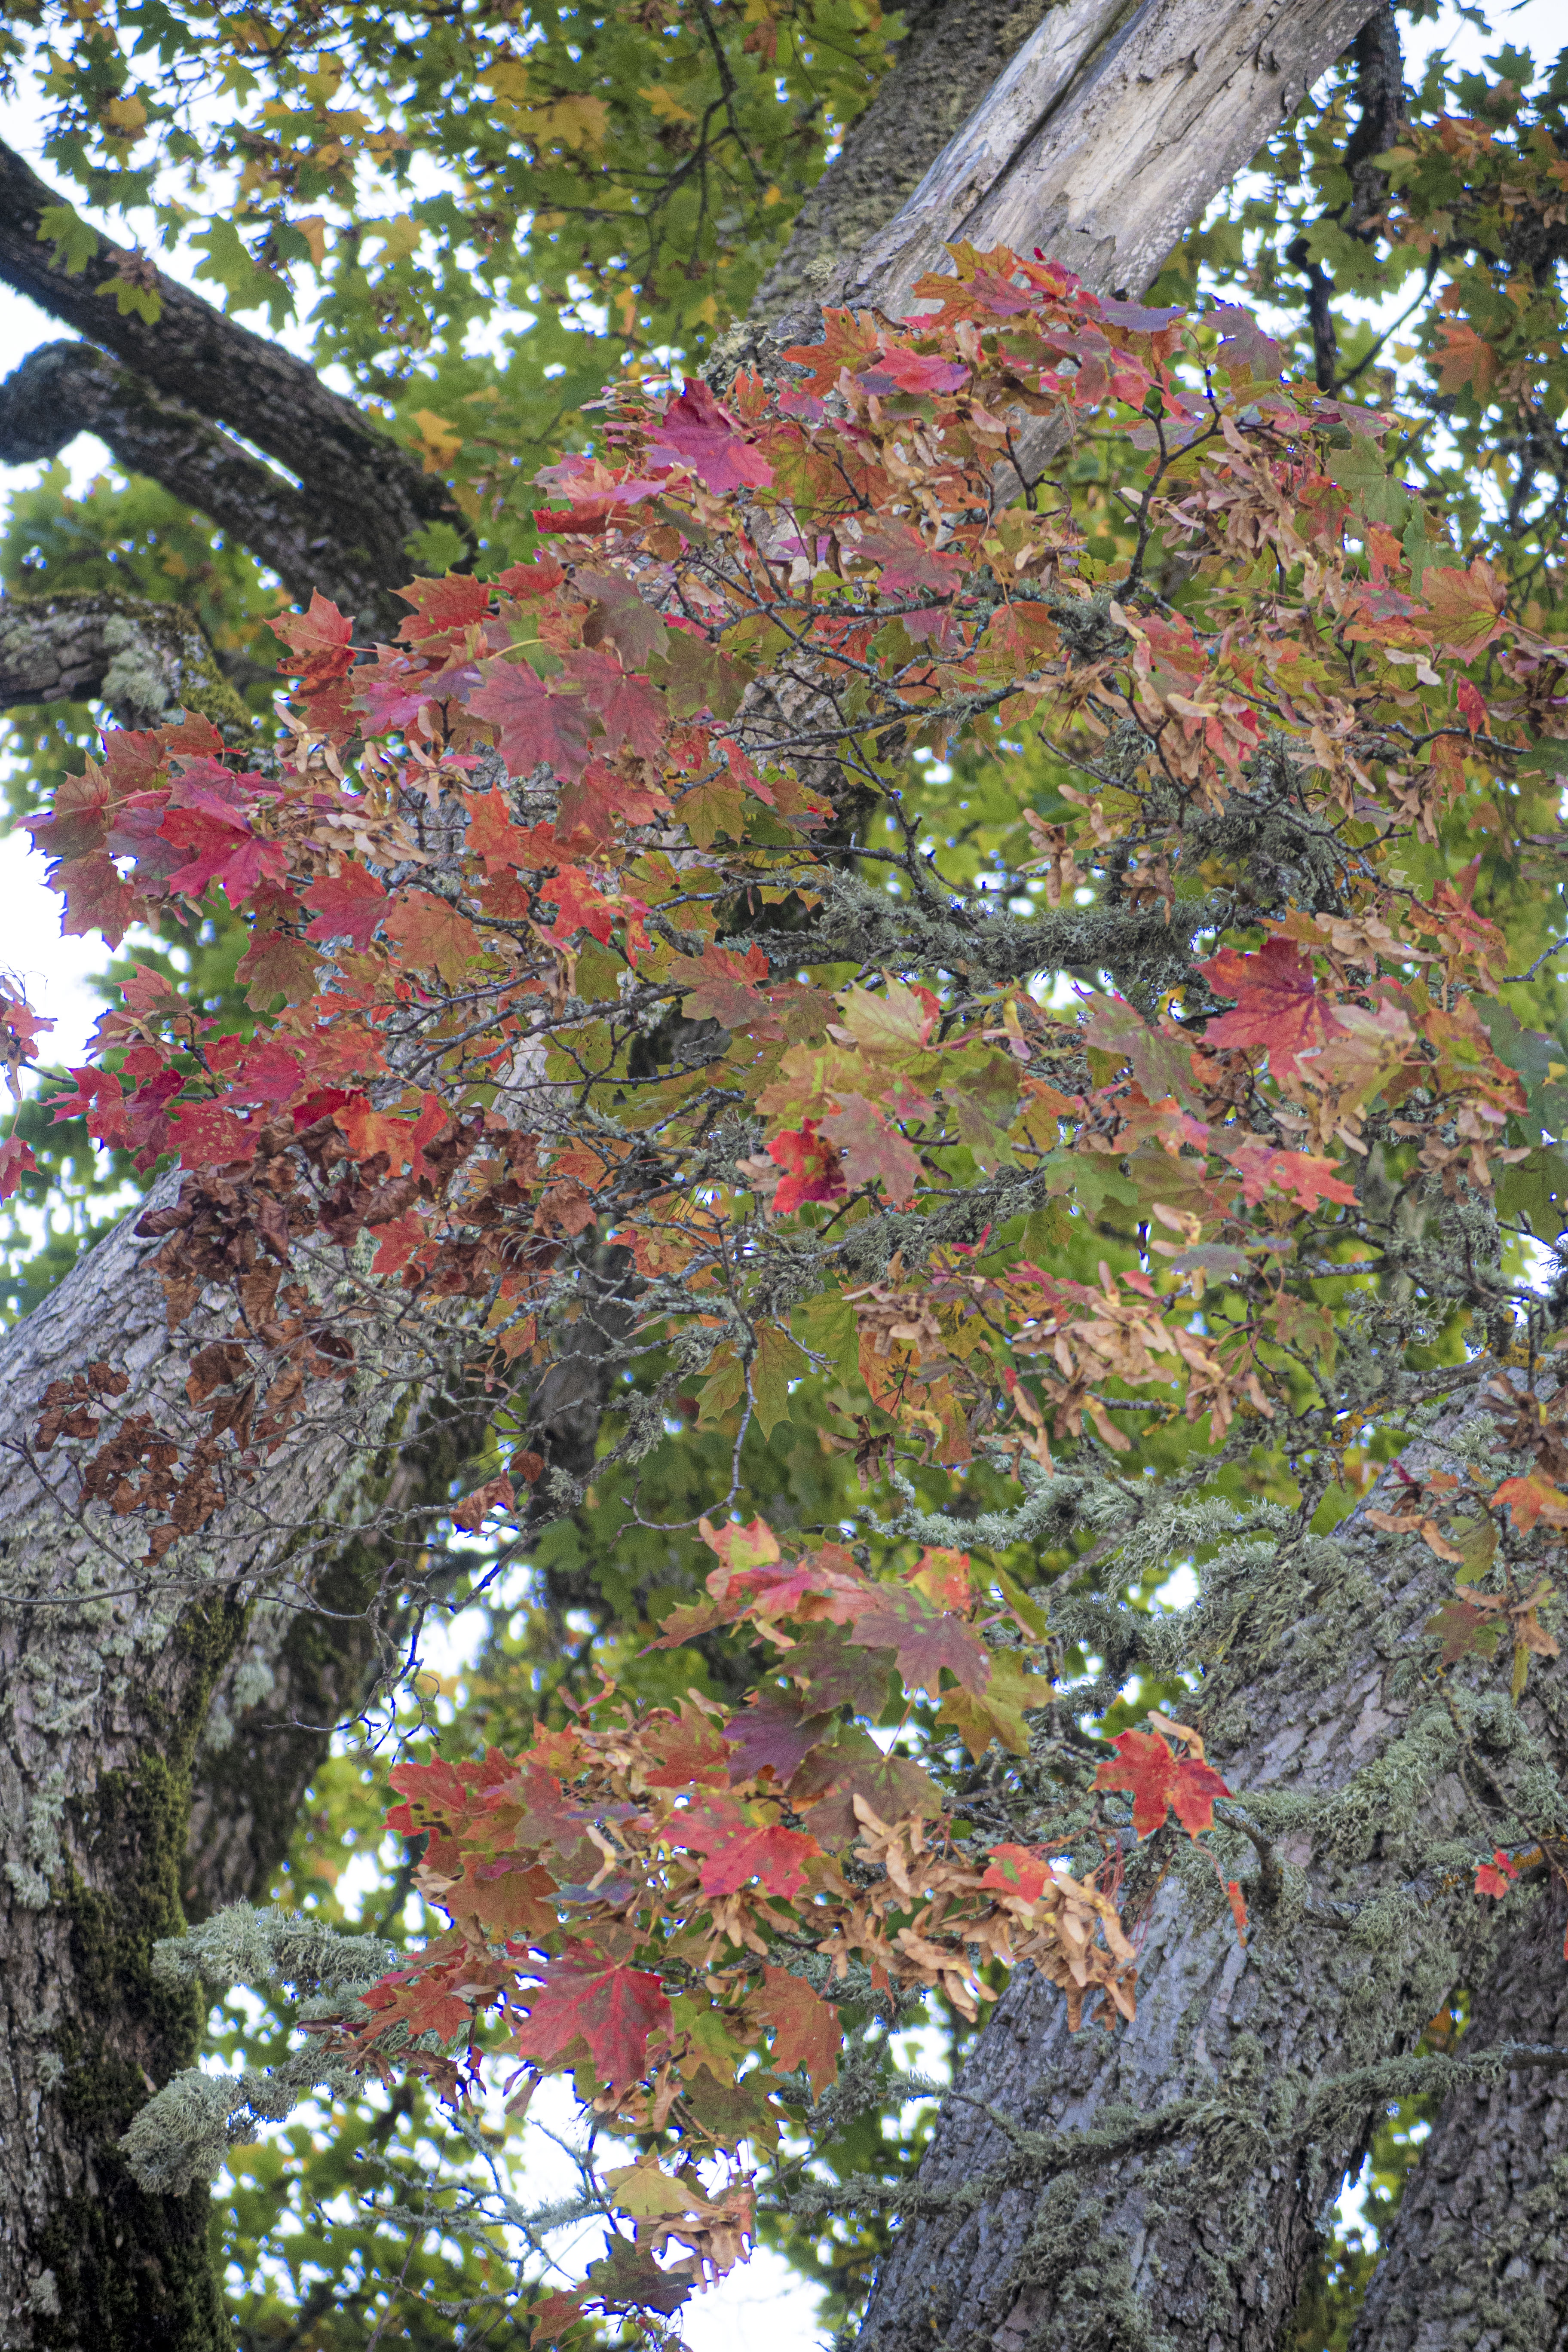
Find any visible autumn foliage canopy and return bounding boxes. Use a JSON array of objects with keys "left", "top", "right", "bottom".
[{"left": 10, "top": 242, "right": 1568, "bottom": 2336}]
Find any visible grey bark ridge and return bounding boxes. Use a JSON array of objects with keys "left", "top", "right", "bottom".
[
  {"left": 0, "top": 343, "right": 391, "bottom": 622},
  {"left": 856, "top": 1383, "right": 1568, "bottom": 2350},
  {"left": 0, "top": 134, "right": 472, "bottom": 638},
  {"left": 1344, "top": 1879, "right": 1568, "bottom": 2352}
]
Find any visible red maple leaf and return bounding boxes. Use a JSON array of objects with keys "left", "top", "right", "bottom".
[
  {"left": 752, "top": 1963, "right": 839, "bottom": 2092},
  {"left": 1197, "top": 936, "right": 1344, "bottom": 1082},
  {"left": 0, "top": 1133, "right": 37, "bottom": 1200},
  {"left": 851, "top": 518, "right": 965, "bottom": 602},
  {"left": 159, "top": 808, "right": 288, "bottom": 909},
  {"left": 383, "top": 891, "right": 484, "bottom": 983},
  {"left": 557, "top": 759, "right": 669, "bottom": 846},
  {"left": 166, "top": 1099, "right": 255, "bottom": 1169},
  {"left": 303, "top": 864, "right": 389, "bottom": 951},
  {"left": 766, "top": 1123, "right": 847, "bottom": 1213},
  {"left": 980, "top": 1844, "right": 1053, "bottom": 1903},
  {"left": 781, "top": 309, "right": 883, "bottom": 395},
  {"left": 567, "top": 649, "right": 665, "bottom": 763},
  {"left": 272, "top": 591, "right": 355, "bottom": 691},
  {"left": 1093, "top": 1728, "right": 1230, "bottom": 1839},
  {"left": 469, "top": 661, "right": 594, "bottom": 782},
  {"left": 395, "top": 573, "right": 492, "bottom": 641},
  {"left": 721, "top": 1688, "right": 835, "bottom": 1786},
  {"left": 818, "top": 1093, "right": 921, "bottom": 1207},
  {"left": 1475, "top": 1848, "right": 1519, "bottom": 1899},
  {"left": 539, "top": 866, "right": 618, "bottom": 945},
  {"left": 1224, "top": 1138, "right": 1358, "bottom": 1210},
  {"left": 645, "top": 379, "right": 774, "bottom": 496},
  {"left": 668, "top": 942, "right": 772, "bottom": 1030},
  {"left": 855, "top": 346, "right": 970, "bottom": 396},
  {"left": 514, "top": 1948, "right": 671, "bottom": 2090},
  {"left": 672, "top": 1795, "right": 821, "bottom": 1899}
]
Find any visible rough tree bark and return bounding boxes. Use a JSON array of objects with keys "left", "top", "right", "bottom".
[
  {"left": 1341, "top": 1879, "right": 1568, "bottom": 2352},
  {"left": 25, "top": 7, "right": 1543, "bottom": 2351},
  {"left": 853, "top": 1371, "right": 1566, "bottom": 2352}
]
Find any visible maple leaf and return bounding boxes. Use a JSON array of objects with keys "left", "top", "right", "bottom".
[
  {"left": 1093, "top": 1727, "right": 1231, "bottom": 1839},
  {"left": 528, "top": 2288, "right": 587, "bottom": 2346},
  {"left": 1475, "top": 1848, "right": 1519, "bottom": 1899},
  {"left": 787, "top": 1735, "right": 942, "bottom": 1848},
  {"left": 766, "top": 1123, "right": 847, "bottom": 1213},
  {"left": 781, "top": 308, "right": 882, "bottom": 394},
  {"left": 0, "top": 1133, "right": 37, "bottom": 1200},
  {"left": 556, "top": 758, "right": 668, "bottom": 845},
  {"left": 780, "top": 1622, "right": 897, "bottom": 1718},
  {"left": 272, "top": 591, "right": 355, "bottom": 691},
  {"left": 938, "top": 1654, "right": 1055, "bottom": 1758},
  {"left": 672, "top": 1795, "right": 821, "bottom": 1899},
  {"left": 1197, "top": 937, "right": 1344, "bottom": 1082},
  {"left": 645, "top": 378, "right": 774, "bottom": 495},
  {"left": 845, "top": 1583, "right": 990, "bottom": 1699},
  {"left": 539, "top": 866, "right": 618, "bottom": 945},
  {"left": 1433, "top": 319, "right": 1501, "bottom": 399},
  {"left": 576, "top": 567, "right": 670, "bottom": 666},
  {"left": 1491, "top": 1473, "right": 1568, "bottom": 1532},
  {"left": 851, "top": 518, "right": 965, "bottom": 604},
  {"left": 855, "top": 346, "right": 969, "bottom": 396},
  {"left": 236, "top": 927, "right": 318, "bottom": 1011},
  {"left": 514, "top": 1948, "right": 671, "bottom": 2090},
  {"left": 721, "top": 1687, "right": 836, "bottom": 1786},
  {"left": 1421, "top": 557, "right": 1508, "bottom": 655},
  {"left": 395, "top": 573, "right": 492, "bottom": 640},
  {"left": 752, "top": 1964, "right": 839, "bottom": 2093},
  {"left": 469, "top": 660, "right": 594, "bottom": 781},
  {"left": 819, "top": 1093, "right": 921, "bottom": 1207},
  {"left": 568, "top": 649, "right": 665, "bottom": 763},
  {"left": 303, "top": 864, "right": 389, "bottom": 951},
  {"left": 1424, "top": 1592, "right": 1502, "bottom": 1667},
  {"left": 668, "top": 942, "right": 773, "bottom": 1031},
  {"left": 383, "top": 891, "right": 484, "bottom": 984},
  {"left": 1224, "top": 1139, "right": 1358, "bottom": 1210},
  {"left": 980, "top": 1844, "right": 1053, "bottom": 1903}
]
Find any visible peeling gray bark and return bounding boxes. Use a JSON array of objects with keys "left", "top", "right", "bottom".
[
  {"left": 0, "top": 136, "right": 471, "bottom": 638},
  {"left": 0, "top": 343, "right": 390, "bottom": 622},
  {"left": 1344, "top": 1880, "right": 1568, "bottom": 2352},
  {"left": 738, "top": 0, "right": 1064, "bottom": 349}
]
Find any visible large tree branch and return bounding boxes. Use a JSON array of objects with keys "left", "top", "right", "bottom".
[
  {"left": 0, "top": 342, "right": 396, "bottom": 621},
  {"left": 0, "top": 588, "right": 250, "bottom": 735},
  {"left": 0, "top": 135, "right": 472, "bottom": 631}
]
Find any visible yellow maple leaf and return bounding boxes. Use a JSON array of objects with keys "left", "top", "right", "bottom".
[
  {"left": 640, "top": 83, "right": 696, "bottom": 125},
  {"left": 410, "top": 409, "right": 462, "bottom": 472}
]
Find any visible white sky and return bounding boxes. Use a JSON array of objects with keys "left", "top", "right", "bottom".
[{"left": 1, "top": 0, "right": 1563, "bottom": 2328}]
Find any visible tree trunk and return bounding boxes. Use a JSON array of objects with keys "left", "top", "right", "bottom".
[
  {"left": 852, "top": 1376, "right": 1568, "bottom": 2352},
  {"left": 1342, "top": 1880, "right": 1568, "bottom": 2352}
]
